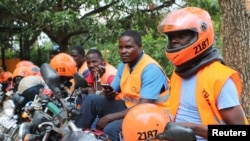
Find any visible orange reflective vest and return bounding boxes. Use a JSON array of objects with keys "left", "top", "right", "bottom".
[
  {"left": 78, "top": 61, "right": 88, "bottom": 75},
  {"left": 99, "top": 62, "right": 117, "bottom": 84},
  {"left": 169, "top": 61, "right": 249, "bottom": 124},
  {"left": 116, "top": 54, "right": 169, "bottom": 108},
  {"left": 0, "top": 71, "right": 13, "bottom": 83}
]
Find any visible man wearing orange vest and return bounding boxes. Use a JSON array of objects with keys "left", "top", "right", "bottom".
[
  {"left": 75, "top": 30, "right": 170, "bottom": 141},
  {"left": 85, "top": 48, "right": 117, "bottom": 93},
  {"left": 75, "top": 48, "right": 117, "bottom": 109},
  {"left": 70, "top": 45, "right": 89, "bottom": 78},
  {"left": 157, "top": 7, "right": 249, "bottom": 141}
]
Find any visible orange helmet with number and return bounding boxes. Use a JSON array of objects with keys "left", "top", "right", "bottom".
[
  {"left": 157, "top": 7, "right": 214, "bottom": 66},
  {"left": 122, "top": 103, "right": 171, "bottom": 141},
  {"left": 50, "top": 53, "right": 77, "bottom": 77},
  {"left": 16, "top": 60, "right": 34, "bottom": 68}
]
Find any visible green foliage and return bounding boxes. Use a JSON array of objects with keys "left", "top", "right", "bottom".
[
  {"left": 0, "top": 0, "right": 176, "bottom": 52},
  {"left": 142, "top": 31, "right": 174, "bottom": 77},
  {"left": 0, "top": 0, "right": 221, "bottom": 75},
  {"left": 29, "top": 41, "right": 54, "bottom": 66},
  {"left": 103, "top": 43, "right": 121, "bottom": 67},
  {"left": 2, "top": 49, "right": 19, "bottom": 59}
]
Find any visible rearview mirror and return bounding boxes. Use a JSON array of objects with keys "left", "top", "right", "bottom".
[
  {"left": 40, "top": 63, "right": 61, "bottom": 97},
  {"left": 73, "top": 72, "right": 87, "bottom": 89}
]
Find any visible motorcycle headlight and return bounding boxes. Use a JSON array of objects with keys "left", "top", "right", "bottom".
[{"left": 3, "top": 99, "right": 15, "bottom": 116}]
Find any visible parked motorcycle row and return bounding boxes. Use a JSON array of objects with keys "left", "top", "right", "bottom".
[
  {"left": 0, "top": 63, "right": 110, "bottom": 141},
  {"left": 0, "top": 63, "right": 197, "bottom": 141}
]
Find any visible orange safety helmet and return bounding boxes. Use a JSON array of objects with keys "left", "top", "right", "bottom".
[
  {"left": 122, "top": 103, "right": 171, "bottom": 141},
  {"left": 50, "top": 53, "right": 77, "bottom": 77},
  {"left": 157, "top": 7, "right": 214, "bottom": 66},
  {"left": 12, "top": 66, "right": 32, "bottom": 79},
  {"left": 2, "top": 71, "right": 13, "bottom": 82},
  {"left": 15, "top": 60, "right": 34, "bottom": 68}
]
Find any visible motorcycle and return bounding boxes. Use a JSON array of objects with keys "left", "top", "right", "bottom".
[
  {"left": 5, "top": 63, "right": 197, "bottom": 141},
  {"left": 0, "top": 76, "right": 44, "bottom": 141},
  {"left": 18, "top": 63, "right": 109, "bottom": 141}
]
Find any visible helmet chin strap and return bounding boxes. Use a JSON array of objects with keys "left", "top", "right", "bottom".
[{"left": 175, "top": 47, "right": 224, "bottom": 78}]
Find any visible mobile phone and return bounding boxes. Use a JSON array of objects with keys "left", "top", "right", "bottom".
[
  {"left": 98, "top": 65, "right": 105, "bottom": 69},
  {"left": 101, "top": 84, "right": 114, "bottom": 91}
]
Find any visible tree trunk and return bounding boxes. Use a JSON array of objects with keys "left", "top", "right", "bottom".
[
  {"left": 57, "top": 42, "right": 68, "bottom": 52},
  {"left": 19, "top": 34, "right": 30, "bottom": 60},
  {"left": 219, "top": 0, "right": 250, "bottom": 120}
]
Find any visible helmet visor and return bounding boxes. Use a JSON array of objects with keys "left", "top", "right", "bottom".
[{"left": 166, "top": 30, "right": 198, "bottom": 53}]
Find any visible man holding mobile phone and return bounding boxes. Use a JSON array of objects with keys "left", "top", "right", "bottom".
[
  {"left": 85, "top": 48, "right": 117, "bottom": 94},
  {"left": 75, "top": 48, "right": 117, "bottom": 109}
]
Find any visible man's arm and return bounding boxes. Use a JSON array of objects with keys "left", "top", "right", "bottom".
[
  {"left": 220, "top": 105, "right": 246, "bottom": 124},
  {"left": 178, "top": 105, "right": 247, "bottom": 139},
  {"left": 96, "top": 98, "right": 155, "bottom": 129},
  {"left": 108, "top": 98, "right": 156, "bottom": 119}
]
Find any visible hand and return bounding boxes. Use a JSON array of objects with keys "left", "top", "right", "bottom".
[
  {"left": 94, "top": 65, "right": 106, "bottom": 78},
  {"left": 96, "top": 114, "right": 113, "bottom": 129}
]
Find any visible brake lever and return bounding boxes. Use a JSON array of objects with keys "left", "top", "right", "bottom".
[{"left": 146, "top": 122, "right": 197, "bottom": 141}]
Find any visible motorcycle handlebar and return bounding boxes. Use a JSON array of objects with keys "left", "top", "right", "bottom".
[{"left": 38, "top": 122, "right": 69, "bottom": 135}]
